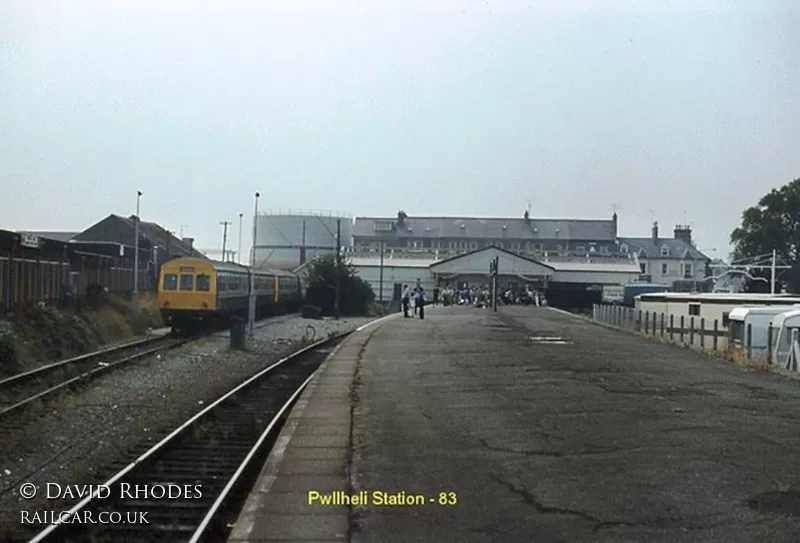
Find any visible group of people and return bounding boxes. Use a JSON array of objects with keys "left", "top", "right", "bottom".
[
  {"left": 401, "top": 284, "right": 428, "bottom": 319},
  {"left": 400, "top": 283, "right": 546, "bottom": 318}
]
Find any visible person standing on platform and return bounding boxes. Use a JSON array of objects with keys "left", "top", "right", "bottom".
[
  {"left": 417, "top": 287, "right": 426, "bottom": 319},
  {"left": 402, "top": 284, "right": 411, "bottom": 318},
  {"left": 433, "top": 286, "right": 440, "bottom": 307}
]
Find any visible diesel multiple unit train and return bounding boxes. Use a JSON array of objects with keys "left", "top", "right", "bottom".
[{"left": 157, "top": 257, "right": 303, "bottom": 333}]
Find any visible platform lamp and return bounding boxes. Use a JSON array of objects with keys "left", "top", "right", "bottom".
[
  {"left": 133, "top": 190, "right": 142, "bottom": 315},
  {"left": 248, "top": 192, "right": 261, "bottom": 340}
]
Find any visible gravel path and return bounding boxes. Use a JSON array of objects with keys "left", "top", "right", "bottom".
[{"left": 0, "top": 314, "right": 375, "bottom": 539}]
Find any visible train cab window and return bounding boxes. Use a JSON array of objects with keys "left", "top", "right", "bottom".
[
  {"left": 196, "top": 274, "right": 211, "bottom": 292},
  {"left": 164, "top": 274, "right": 178, "bottom": 291},
  {"left": 179, "top": 274, "right": 194, "bottom": 291}
]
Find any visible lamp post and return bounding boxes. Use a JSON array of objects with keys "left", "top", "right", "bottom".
[
  {"left": 238, "top": 213, "right": 243, "bottom": 265},
  {"left": 248, "top": 192, "right": 260, "bottom": 339},
  {"left": 133, "top": 190, "right": 142, "bottom": 314}
]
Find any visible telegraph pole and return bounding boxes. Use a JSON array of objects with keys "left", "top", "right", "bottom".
[
  {"left": 220, "top": 221, "right": 232, "bottom": 262},
  {"left": 335, "top": 218, "right": 341, "bottom": 319}
]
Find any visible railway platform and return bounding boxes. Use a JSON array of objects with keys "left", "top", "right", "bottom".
[{"left": 228, "top": 306, "right": 800, "bottom": 542}]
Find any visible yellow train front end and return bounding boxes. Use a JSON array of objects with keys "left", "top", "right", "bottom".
[{"left": 157, "top": 258, "right": 218, "bottom": 333}]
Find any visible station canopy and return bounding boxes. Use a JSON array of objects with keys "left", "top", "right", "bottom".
[{"left": 429, "top": 246, "right": 554, "bottom": 283}]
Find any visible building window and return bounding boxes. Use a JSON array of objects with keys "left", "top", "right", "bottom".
[
  {"left": 620, "top": 244, "right": 628, "bottom": 253},
  {"left": 576, "top": 245, "right": 585, "bottom": 252},
  {"left": 684, "top": 263, "right": 692, "bottom": 277},
  {"left": 661, "top": 263, "right": 668, "bottom": 275},
  {"left": 661, "top": 245, "right": 670, "bottom": 257},
  {"left": 640, "top": 263, "right": 646, "bottom": 273},
  {"left": 688, "top": 303, "right": 700, "bottom": 316}
]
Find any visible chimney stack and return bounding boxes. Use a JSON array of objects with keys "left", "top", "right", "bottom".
[
  {"left": 674, "top": 225, "right": 692, "bottom": 244},
  {"left": 396, "top": 210, "right": 407, "bottom": 228},
  {"left": 651, "top": 221, "right": 658, "bottom": 242}
]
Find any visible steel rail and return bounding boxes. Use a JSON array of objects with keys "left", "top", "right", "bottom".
[
  {"left": 0, "top": 335, "right": 186, "bottom": 420},
  {"left": 26, "top": 331, "right": 350, "bottom": 543},
  {"left": 0, "top": 332, "right": 169, "bottom": 389}
]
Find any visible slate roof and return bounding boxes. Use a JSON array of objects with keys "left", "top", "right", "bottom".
[
  {"left": 618, "top": 237, "right": 710, "bottom": 261},
  {"left": 122, "top": 216, "right": 205, "bottom": 259},
  {"left": 353, "top": 216, "right": 617, "bottom": 241}
]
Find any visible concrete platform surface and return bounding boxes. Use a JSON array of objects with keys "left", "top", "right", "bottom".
[{"left": 229, "top": 306, "right": 800, "bottom": 542}]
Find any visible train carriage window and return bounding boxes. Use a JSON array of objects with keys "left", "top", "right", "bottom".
[
  {"left": 179, "top": 274, "right": 194, "bottom": 291},
  {"left": 164, "top": 274, "right": 178, "bottom": 291},
  {"left": 196, "top": 274, "right": 211, "bottom": 292}
]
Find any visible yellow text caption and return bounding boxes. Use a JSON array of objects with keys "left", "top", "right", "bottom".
[{"left": 307, "top": 490, "right": 458, "bottom": 506}]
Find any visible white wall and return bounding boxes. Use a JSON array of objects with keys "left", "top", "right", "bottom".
[{"left": 353, "top": 264, "right": 434, "bottom": 301}]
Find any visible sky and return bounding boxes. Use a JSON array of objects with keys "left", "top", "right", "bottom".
[{"left": 1, "top": 0, "right": 799, "bottom": 261}]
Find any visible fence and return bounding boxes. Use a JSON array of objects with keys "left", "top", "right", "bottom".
[{"left": 590, "top": 304, "right": 787, "bottom": 370}]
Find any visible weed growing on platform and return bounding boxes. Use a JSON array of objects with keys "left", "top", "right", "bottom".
[{"left": 0, "top": 293, "right": 163, "bottom": 374}]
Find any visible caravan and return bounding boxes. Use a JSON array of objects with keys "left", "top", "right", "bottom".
[
  {"left": 727, "top": 306, "right": 800, "bottom": 359},
  {"left": 771, "top": 309, "right": 800, "bottom": 371}
]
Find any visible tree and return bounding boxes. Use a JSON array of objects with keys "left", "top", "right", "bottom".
[
  {"left": 304, "top": 254, "right": 375, "bottom": 316},
  {"left": 730, "top": 178, "right": 800, "bottom": 293}
]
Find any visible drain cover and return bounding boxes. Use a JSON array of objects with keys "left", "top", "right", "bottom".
[
  {"left": 747, "top": 490, "right": 800, "bottom": 516},
  {"left": 530, "top": 336, "right": 571, "bottom": 344}
]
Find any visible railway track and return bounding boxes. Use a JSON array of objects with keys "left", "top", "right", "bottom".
[
  {"left": 0, "top": 334, "right": 188, "bottom": 420},
  {"left": 26, "top": 331, "right": 348, "bottom": 543}
]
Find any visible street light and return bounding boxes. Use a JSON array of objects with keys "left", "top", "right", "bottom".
[
  {"left": 248, "top": 192, "right": 260, "bottom": 339},
  {"left": 238, "top": 213, "right": 243, "bottom": 265},
  {"left": 133, "top": 190, "right": 142, "bottom": 314}
]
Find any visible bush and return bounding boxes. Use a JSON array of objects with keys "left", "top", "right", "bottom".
[
  {"left": 304, "top": 255, "right": 376, "bottom": 316},
  {"left": 367, "top": 301, "right": 390, "bottom": 317}
]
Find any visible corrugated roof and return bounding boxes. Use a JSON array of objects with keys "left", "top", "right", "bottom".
[
  {"left": 545, "top": 261, "right": 642, "bottom": 273},
  {"left": 354, "top": 216, "right": 616, "bottom": 241},
  {"left": 19, "top": 231, "right": 79, "bottom": 242},
  {"left": 350, "top": 257, "right": 437, "bottom": 268}
]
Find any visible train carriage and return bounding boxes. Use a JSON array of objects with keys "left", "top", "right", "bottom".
[{"left": 158, "top": 258, "right": 302, "bottom": 333}]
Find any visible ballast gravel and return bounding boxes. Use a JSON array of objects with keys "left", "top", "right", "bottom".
[{"left": 0, "top": 314, "right": 376, "bottom": 539}]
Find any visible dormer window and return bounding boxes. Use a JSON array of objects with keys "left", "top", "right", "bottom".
[
  {"left": 660, "top": 245, "right": 670, "bottom": 257},
  {"left": 620, "top": 244, "right": 628, "bottom": 253}
]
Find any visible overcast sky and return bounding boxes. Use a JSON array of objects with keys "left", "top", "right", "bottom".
[{"left": 1, "top": 0, "right": 798, "bottom": 260}]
